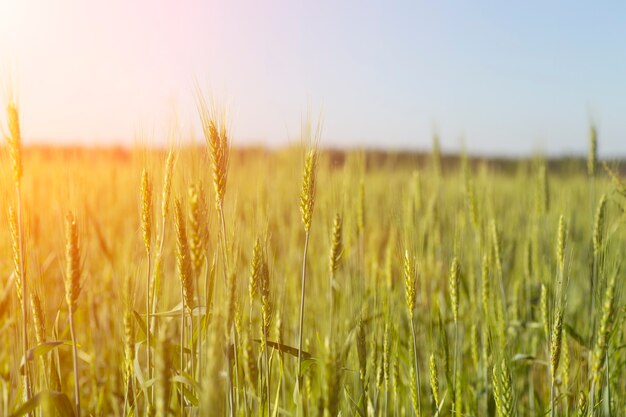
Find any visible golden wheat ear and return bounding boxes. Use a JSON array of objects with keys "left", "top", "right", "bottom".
[
  {"left": 64, "top": 211, "right": 82, "bottom": 417},
  {"left": 329, "top": 213, "right": 343, "bottom": 274},
  {"left": 6, "top": 100, "right": 23, "bottom": 185},
  {"left": 299, "top": 147, "right": 319, "bottom": 233},
  {"left": 64, "top": 212, "right": 81, "bottom": 313},
  {"left": 140, "top": 169, "right": 153, "bottom": 254},
  {"left": 174, "top": 199, "right": 194, "bottom": 312}
]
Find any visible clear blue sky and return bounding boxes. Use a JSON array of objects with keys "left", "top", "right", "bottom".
[{"left": 1, "top": 0, "right": 626, "bottom": 155}]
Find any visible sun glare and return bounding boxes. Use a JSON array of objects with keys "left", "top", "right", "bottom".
[{"left": 0, "top": 1, "right": 20, "bottom": 32}]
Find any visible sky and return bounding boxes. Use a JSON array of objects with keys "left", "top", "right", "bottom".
[{"left": 1, "top": 0, "right": 626, "bottom": 156}]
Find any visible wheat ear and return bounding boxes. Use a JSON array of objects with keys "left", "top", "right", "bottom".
[{"left": 64, "top": 212, "right": 81, "bottom": 417}]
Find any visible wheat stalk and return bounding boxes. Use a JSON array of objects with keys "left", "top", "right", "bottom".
[
  {"left": 155, "top": 325, "right": 172, "bottom": 417},
  {"left": 449, "top": 257, "right": 460, "bottom": 415},
  {"left": 589, "top": 270, "right": 617, "bottom": 413},
  {"left": 550, "top": 215, "right": 567, "bottom": 417},
  {"left": 356, "top": 318, "right": 367, "bottom": 408},
  {"left": 30, "top": 290, "right": 48, "bottom": 390},
  {"left": 140, "top": 168, "right": 154, "bottom": 408},
  {"left": 197, "top": 95, "right": 240, "bottom": 417},
  {"left": 296, "top": 141, "right": 319, "bottom": 394},
  {"left": 5, "top": 100, "right": 32, "bottom": 408},
  {"left": 404, "top": 250, "right": 421, "bottom": 416},
  {"left": 64, "top": 212, "right": 81, "bottom": 417},
  {"left": 187, "top": 183, "right": 207, "bottom": 382},
  {"left": 590, "top": 194, "right": 607, "bottom": 355},
  {"left": 541, "top": 284, "right": 549, "bottom": 342},
  {"left": 382, "top": 320, "right": 391, "bottom": 414},
  {"left": 123, "top": 273, "right": 136, "bottom": 416},
  {"left": 174, "top": 199, "right": 194, "bottom": 415},
  {"left": 151, "top": 149, "right": 176, "bottom": 340},
  {"left": 258, "top": 244, "right": 272, "bottom": 417},
  {"left": 323, "top": 337, "right": 340, "bottom": 417},
  {"left": 328, "top": 213, "right": 343, "bottom": 335}
]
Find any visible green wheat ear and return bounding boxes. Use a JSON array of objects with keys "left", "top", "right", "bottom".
[
  {"left": 592, "top": 194, "right": 607, "bottom": 258},
  {"left": 329, "top": 213, "right": 343, "bottom": 274},
  {"left": 174, "top": 200, "right": 194, "bottom": 312},
  {"left": 591, "top": 271, "right": 617, "bottom": 385},
  {"left": 588, "top": 123, "right": 597, "bottom": 177},
  {"left": 249, "top": 237, "right": 262, "bottom": 306},
  {"left": 140, "top": 169, "right": 153, "bottom": 254},
  {"left": 493, "top": 359, "right": 515, "bottom": 417},
  {"left": 449, "top": 257, "right": 460, "bottom": 323},
  {"left": 300, "top": 148, "right": 319, "bottom": 232},
  {"left": 404, "top": 250, "right": 416, "bottom": 314},
  {"left": 576, "top": 391, "right": 588, "bottom": 417},
  {"left": 556, "top": 214, "right": 566, "bottom": 272},
  {"left": 64, "top": 212, "right": 81, "bottom": 313},
  {"left": 428, "top": 353, "right": 440, "bottom": 407},
  {"left": 550, "top": 309, "right": 564, "bottom": 380}
]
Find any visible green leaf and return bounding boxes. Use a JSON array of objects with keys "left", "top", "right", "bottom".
[
  {"left": 433, "top": 390, "right": 448, "bottom": 417},
  {"left": 133, "top": 354, "right": 150, "bottom": 404},
  {"left": 140, "top": 377, "right": 156, "bottom": 390},
  {"left": 343, "top": 386, "right": 366, "bottom": 417},
  {"left": 271, "top": 357, "right": 284, "bottom": 417},
  {"left": 564, "top": 323, "right": 590, "bottom": 349},
  {"left": 300, "top": 358, "right": 316, "bottom": 376},
  {"left": 179, "top": 384, "right": 199, "bottom": 407},
  {"left": 171, "top": 373, "right": 201, "bottom": 393},
  {"left": 511, "top": 353, "right": 536, "bottom": 362},
  {"left": 133, "top": 310, "right": 148, "bottom": 339},
  {"left": 10, "top": 390, "right": 75, "bottom": 417},
  {"left": 252, "top": 339, "right": 313, "bottom": 360},
  {"left": 20, "top": 341, "right": 73, "bottom": 372},
  {"left": 150, "top": 304, "right": 206, "bottom": 318}
]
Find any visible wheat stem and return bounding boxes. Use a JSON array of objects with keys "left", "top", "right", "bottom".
[
  {"left": 296, "top": 230, "right": 310, "bottom": 392},
  {"left": 64, "top": 212, "right": 81, "bottom": 417}
]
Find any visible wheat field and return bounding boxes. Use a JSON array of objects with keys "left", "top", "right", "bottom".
[{"left": 0, "top": 102, "right": 625, "bottom": 417}]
